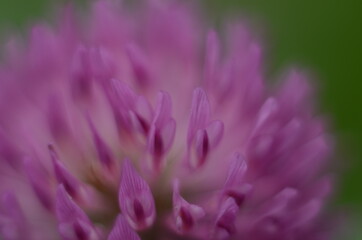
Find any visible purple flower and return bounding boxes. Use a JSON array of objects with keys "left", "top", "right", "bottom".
[{"left": 0, "top": 0, "right": 334, "bottom": 239}]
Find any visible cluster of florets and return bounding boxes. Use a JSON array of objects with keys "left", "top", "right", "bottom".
[{"left": 0, "top": 1, "right": 333, "bottom": 239}]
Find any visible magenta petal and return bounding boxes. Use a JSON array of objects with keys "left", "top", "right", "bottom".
[
  {"left": 110, "top": 79, "right": 136, "bottom": 109},
  {"left": 118, "top": 159, "right": 156, "bottom": 230},
  {"left": 56, "top": 185, "right": 99, "bottom": 240},
  {"left": 147, "top": 91, "right": 176, "bottom": 171},
  {"left": 87, "top": 116, "right": 114, "bottom": 170},
  {"left": 46, "top": 95, "right": 70, "bottom": 140},
  {"left": 292, "top": 200, "right": 321, "bottom": 227},
  {"left": 0, "top": 129, "right": 21, "bottom": 168},
  {"left": 126, "top": 43, "right": 151, "bottom": 86},
  {"left": 58, "top": 218, "right": 100, "bottom": 240},
  {"left": 205, "top": 120, "right": 224, "bottom": 149},
  {"left": 134, "top": 96, "right": 153, "bottom": 128},
  {"left": 90, "top": 47, "right": 115, "bottom": 82},
  {"left": 108, "top": 79, "right": 139, "bottom": 133},
  {"left": 254, "top": 97, "right": 278, "bottom": 132},
  {"left": 222, "top": 153, "right": 252, "bottom": 208},
  {"left": 159, "top": 118, "right": 176, "bottom": 153},
  {"left": 0, "top": 192, "right": 30, "bottom": 239},
  {"left": 70, "top": 46, "right": 93, "bottom": 99},
  {"left": 266, "top": 188, "right": 298, "bottom": 216},
  {"left": 49, "top": 145, "right": 82, "bottom": 199},
  {"left": 204, "top": 30, "right": 220, "bottom": 85},
  {"left": 187, "top": 88, "right": 210, "bottom": 144},
  {"left": 173, "top": 180, "right": 205, "bottom": 233},
  {"left": 224, "top": 153, "right": 247, "bottom": 188},
  {"left": 153, "top": 91, "right": 173, "bottom": 128},
  {"left": 214, "top": 197, "right": 239, "bottom": 240},
  {"left": 23, "top": 157, "right": 54, "bottom": 210},
  {"left": 148, "top": 118, "right": 176, "bottom": 167},
  {"left": 147, "top": 124, "right": 164, "bottom": 170},
  {"left": 278, "top": 70, "right": 311, "bottom": 110},
  {"left": 193, "top": 129, "right": 209, "bottom": 168},
  {"left": 107, "top": 214, "right": 141, "bottom": 240},
  {"left": 55, "top": 185, "right": 89, "bottom": 224}
]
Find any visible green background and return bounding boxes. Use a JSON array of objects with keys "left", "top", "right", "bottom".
[{"left": 0, "top": 0, "right": 361, "bottom": 238}]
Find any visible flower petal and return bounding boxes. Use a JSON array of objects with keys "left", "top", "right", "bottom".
[
  {"left": 0, "top": 192, "right": 30, "bottom": 239},
  {"left": 159, "top": 118, "right": 176, "bottom": 154},
  {"left": 55, "top": 185, "right": 89, "bottom": 224},
  {"left": 87, "top": 116, "right": 114, "bottom": 170},
  {"left": 56, "top": 185, "right": 99, "bottom": 240},
  {"left": 23, "top": 157, "right": 54, "bottom": 210},
  {"left": 118, "top": 159, "right": 156, "bottom": 230},
  {"left": 224, "top": 153, "right": 247, "bottom": 188},
  {"left": 126, "top": 43, "right": 151, "bottom": 86},
  {"left": 153, "top": 91, "right": 173, "bottom": 128},
  {"left": 173, "top": 180, "right": 205, "bottom": 233},
  {"left": 193, "top": 129, "right": 209, "bottom": 168},
  {"left": 70, "top": 46, "right": 93, "bottom": 99},
  {"left": 214, "top": 197, "right": 239, "bottom": 240},
  {"left": 107, "top": 214, "right": 141, "bottom": 240},
  {"left": 253, "top": 97, "right": 278, "bottom": 133},
  {"left": 205, "top": 120, "right": 224, "bottom": 149},
  {"left": 187, "top": 88, "right": 210, "bottom": 144},
  {"left": 204, "top": 30, "right": 220, "bottom": 85},
  {"left": 134, "top": 96, "right": 153, "bottom": 134},
  {"left": 49, "top": 145, "right": 83, "bottom": 199}
]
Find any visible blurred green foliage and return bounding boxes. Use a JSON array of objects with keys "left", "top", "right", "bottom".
[
  {"left": 0, "top": 0, "right": 48, "bottom": 28},
  {"left": 0, "top": 0, "right": 361, "bottom": 237}
]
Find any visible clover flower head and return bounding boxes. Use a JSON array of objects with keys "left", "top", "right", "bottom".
[{"left": 0, "top": 0, "right": 334, "bottom": 239}]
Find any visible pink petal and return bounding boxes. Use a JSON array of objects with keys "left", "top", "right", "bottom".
[
  {"left": 159, "top": 118, "right": 176, "bottom": 153},
  {"left": 278, "top": 70, "right": 311, "bottom": 110},
  {"left": 55, "top": 185, "right": 89, "bottom": 223},
  {"left": 188, "top": 120, "right": 222, "bottom": 169},
  {"left": 205, "top": 120, "right": 224, "bottom": 149},
  {"left": 49, "top": 145, "right": 82, "bottom": 199},
  {"left": 224, "top": 153, "right": 247, "bottom": 188},
  {"left": 46, "top": 95, "right": 70, "bottom": 140},
  {"left": 126, "top": 43, "right": 151, "bottom": 86},
  {"left": 292, "top": 200, "right": 321, "bottom": 227},
  {"left": 214, "top": 198, "right": 239, "bottom": 240},
  {"left": 70, "top": 46, "right": 93, "bottom": 99},
  {"left": 173, "top": 180, "right": 205, "bottom": 233},
  {"left": 147, "top": 118, "right": 176, "bottom": 171},
  {"left": 222, "top": 153, "right": 251, "bottom": 207},
  {"left": 110, "top": 79, "right": 136, "bottom": 110},
  {"left": 0, "top": 192, "right": 30, "bottom": 239},
  {"left": 134, "top": 96, "right": 153, "bottom": 129},
  {"left": 0, "top": 129, "right": 21, "bottom": 168},
  {"left": 23, "top": 157, "right": 54, "bottom": 210},
  {"left": 118, "top": 159, "right": 156, "bottom": 230},
  {"left": 90, "top": 47, "right": 115, "bottom": 82},
  {"left": 253, "top": 97, "right": 278, "bottom": 133},
  {"left": 193, "top": 129, "right": 209, "bottom": 168},
  {"left": 107, "top": 215, "right": 141, "bottom": 240},
  {"left": 266, "top": 188, "right": 298, "bottom": 217},
  {"left": 56, "top": 185, "right": 99, "bottom": 240},
  {"left": 153, "top": 91, "right": 173, "bottom": 128},
  {"left": 187, "top": 88, "right": 210, "bottom": 144},
  {"left": 87, "top": 116, "right": 114, "bottom": 170},
  {"left": 204, "top": 30, "right": 220, "bottom": 85}
]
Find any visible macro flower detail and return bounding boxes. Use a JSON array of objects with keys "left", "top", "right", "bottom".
[
  {"left": 173, "top": 179, "right": 205, "bottom": 233},
  {"left": 108, "top": 214, "right": 140, "bottom": 240},
  {"left": 118, "top": 159, "right": 156, "bottom": 230},
  {"left": 187, "top": 88, "right": 224, "bottom": 169},
  {"left": 56, "top": 185, "right": 100, "bottom": 240},
  {"left": 0, "top": 0, "right": 334, "bottom": 239}
]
